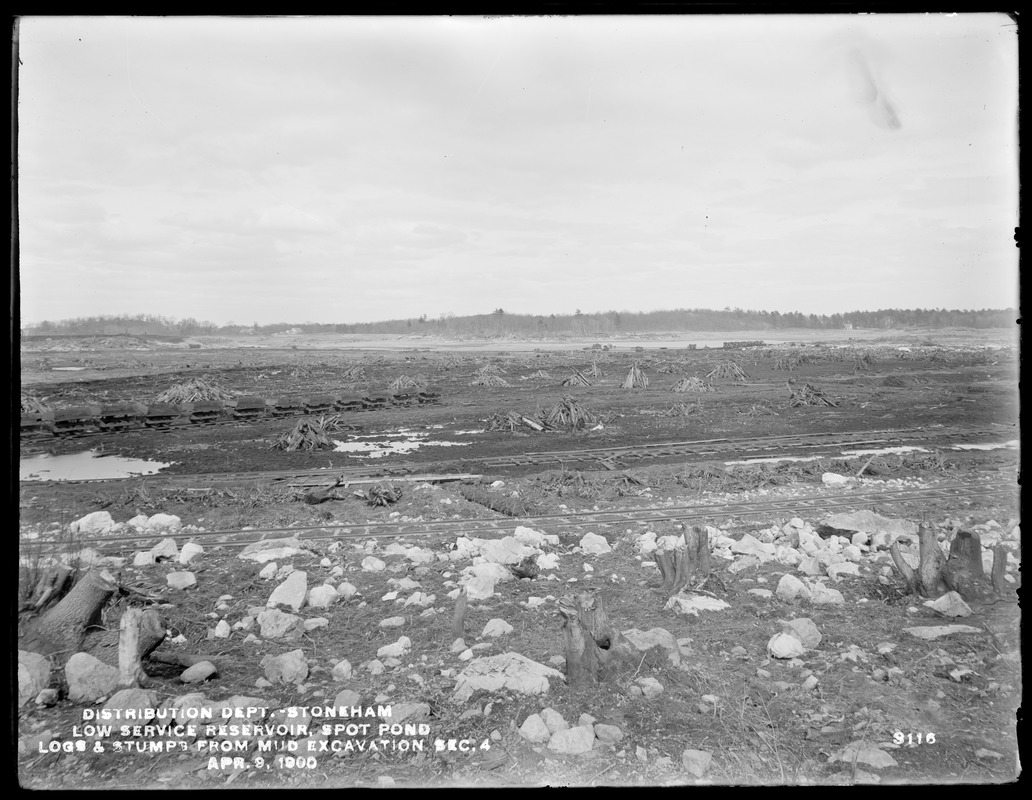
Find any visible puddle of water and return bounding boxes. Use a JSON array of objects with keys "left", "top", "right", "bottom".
[
  {"left": 51, "top": 366, "right": 87, "bottom": 371},
  {"left": 333, "top": 431, "right": 471, "bottom": 458},
  {"left": 841, "top": 446, "right": 930, "bottom": 457},
  {"left": 20, "top": 450, "right": 175, "bottom": 481},
  {"left": 724, "top": 455, "right": 827, "bottom": 466},
  {"left": 951, "top": 440, "right": 1020, "bottom": 451}
]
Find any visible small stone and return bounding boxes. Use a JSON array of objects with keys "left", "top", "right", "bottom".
[
  {"left": 379, "top": 616, "right": 406, "bottom": 628},
  {"left": 331, "top": 660, "right": 353, "bottom": 681},
  {"left": 336, "top": 581, "right": 358, "bottom": 598},
  {"left": 259, "top": 562, "right": 278, "bottom": 579},
  {"left": 540, "top": 707, "right": 569, "bottom": 734},
  {"left": 767, "top": 633, "right": 806, "bottom": 659},
  {"left": 579, "top": 532, "right": 612, "bottom": 554},
  {"left": 262, "top": 649, "right": 309, "bottom": 684},
  {"left": 213, "top": 620, "right": 231, "bottom": 639},
  {"left": 307, "top": 585, "right": 338, "bottom": 609},
  {"left": 178, "top": 542, "right": 204, "bottom": 564},
  {"left": 594, "top": 723, "right": 623, "bottom": 743},
  {"left": 682, "top": 748, "right": 712, "bottom": 778},
  {"left": 776, "top": 573, "right": 811, "bottom": 603},
  {"left": 481, "top": 618, "right": 514, "bottom": 638},
  {"left": 166, "top": 571, "right": 196, "bottom": 590},
  {"left": 519, "top": 714, "right": 551, "bottom": 743},
  {"left": 782, "top": 617, "right": 822, "bottom": 650},
  {"left": 304, "top": 618, "right": 329, "bottom": 631},
  {"left": 180, "top": 661, "right": 218, "bottom": 683},
  {"left": 546, "top": 725, "right": 595, "bottom": 754},
  {"left": 635, "top": 676, "right": 664, "bottom": 697},
  {"left": 267, "top": 571, "right": 308, "bottom": 612}
]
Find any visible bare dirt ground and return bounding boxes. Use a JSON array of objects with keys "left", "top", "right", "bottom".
[{"left": 16, "top": 328, "right": 1021, "bottom": 788}]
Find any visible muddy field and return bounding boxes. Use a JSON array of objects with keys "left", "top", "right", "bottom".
[{"left": 17, "top": 329, "right": 1021, "bottom": 788}]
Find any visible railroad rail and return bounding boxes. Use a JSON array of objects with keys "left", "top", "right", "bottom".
[
  {"left": 29, "top": 481, "right": 1018, "bottom": 556},
  {"left": 26, "top": 422, "right": 1014, "bottom": 488}
]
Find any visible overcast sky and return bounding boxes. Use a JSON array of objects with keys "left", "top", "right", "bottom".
[{"left": 16, "top": 14, "right": 1018, "bottom": 326}]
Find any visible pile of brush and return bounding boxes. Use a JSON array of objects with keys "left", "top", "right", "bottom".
[
  {"left": 273, "top": 418, "right": 336, "bottom": 451},
  {"left": 706, "top": 361, "right": 749, "bottom": 381},
  {"left": 21, "top": 394, "right": 52, "bottom": 415},
  {"left": 621, "top": 363, "right": 649, "bottom": 389},
  {"left": 586, "top": 361, "right": 606, "bottom": 378},
  {"left": 470, "top": 374, "right": 510, "bottom": 387},
  {"left": 664, "top": 402, "right": 700, "bottom": 417},
  {"left": 289, "top": 365, "right": 314, "bottom": 378},
  {"left": 340, "top": 365, "right": 366, "bottom": 381},
  {"left": 487, "top": 411, "right": 546, "bottom": 432},
  {"left": 475, "top": 363, "right": 507, "bottom": 375},
  {"left": 527, "top": 370, "right": 551, "bottom": 379},
  {"left": 787, "top": 381, "right": 838, "bottom": 407},
  {"left": 561, "top": 369, "right": 591, "bottom": 387},
  {"left": 389, "top": 375, "right": 427, "bottom": 391},
  {"left": 852, "top": 352, "right": 876, "bottom": 372},
  {"left": 313, "top": 414, "right": 357, "bottom": 433},
  {"left": 355, "top": 483, "right": 403, "bottom": 506},
  {"left": 672, "top": 376, "right": 714, "bottom": 393},
  {"left": 772, "top": 356, "right": 799, "bottom": 371},
  {"left": 544, "top": 396, "right": 598, "bottom": 430},
  {"left": 155, "top": 378, "right": 235, "bottom": 404}
]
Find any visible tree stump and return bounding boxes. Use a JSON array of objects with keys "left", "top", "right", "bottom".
[
  {"left": 558, "top": 591, "right": 638, "bottom": 687},
  {"left": 20, "top": 568, "right": 119, "bottom": 663},
  {"left": 21, "top": 564, "right": 74, "bottom": 612},
  {"left": 655, "top": 525, "right": 712, "bottom": 596},
  {"left": 81, "top": 608, "right": 167, "bottom": 674},
  {"left": 451, "top": 587, "right": 468, "bottom": 640},
  {"left": 890, "top": 525, "right": 1012, "bottom": 602}
]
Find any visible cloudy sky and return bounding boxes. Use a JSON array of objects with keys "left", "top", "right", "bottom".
[{"left": 17, "top": 14, "right": 1018, "bottom": 326}]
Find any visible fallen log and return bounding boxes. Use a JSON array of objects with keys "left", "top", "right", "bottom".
[{"left": 20, "top": 568, "right": 119, "bottom": 662}]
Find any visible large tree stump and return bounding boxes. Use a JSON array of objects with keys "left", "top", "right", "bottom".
[
  {"left": 890, "top": 525, "right": 1011, "bottom": 602},
  {"left": 21, "top": 564, "right": 75, "bottom": 612},
  {"left": 655, "top": 525, "right": 712, "bottom": 596},
  {"left": 558, "top": 591, "right": 639, "bottom": 687},
  {"left": 81, "top": 608, "right": 167, "bottom": 674},
  {"left": 20, "top": 568, "right": 119, "bottom": 662}
]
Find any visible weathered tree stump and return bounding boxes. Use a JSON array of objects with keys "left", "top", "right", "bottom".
[
  {"left": 22, "top": 564, "right": 75, "bottom": 612},
  {"left": 655, "top": 525, "right": 712, "bottom": 596},
  {"left": 20, "top": 568, "right": 119, "bottom": 662},
  {"left": 81, "top": 608, "right": 167, "bottom": 675},
  {"left": 558, "top": 591, "right": 638, "bottom": 687},
  {"left": 890, "top": 524, "right": 1012, "bottom": 602}
]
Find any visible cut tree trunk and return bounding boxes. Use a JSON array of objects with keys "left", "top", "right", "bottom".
[
  {"left": 654, "top": 525, "right": 712, "bottom": 596},
  {"left": 19, "top": 568, "right": 119, "bottom": 662},
  {"left": 558, "top": 591, "right": 639, "bottom": 687},
  {"left": 24, "top": 564, "right": 74, "bottom": 612},
  {"left": 890, "top": 525, "right": 1011, "bottom": 602},
  {"left": 81, "top": 608, "right": 167, "bottom": 672}
]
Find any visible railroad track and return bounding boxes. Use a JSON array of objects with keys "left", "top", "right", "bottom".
[
  {"left": 32, "top": 481, "right": 1017, "bottom": 555},
  {"left": 28, "top": 422, "right": 1015, "bottom": 488}
]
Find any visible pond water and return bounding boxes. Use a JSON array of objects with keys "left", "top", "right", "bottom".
[
  {"left": 334, "top": 428, "right": 471, "bottom": 458},
  {"left": 20, "top": 450, "right": 175, "bottom": 481}
]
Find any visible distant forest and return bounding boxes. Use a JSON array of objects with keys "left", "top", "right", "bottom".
[{"left": 21, "top": 307, "right": 1017, "bottom": 338}]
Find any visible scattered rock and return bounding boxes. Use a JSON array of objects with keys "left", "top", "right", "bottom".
[
  {"left": 519, "top": 714, "right": 551, "bottom": 743},
  {"left": 267, "top": 571, "right": 308, "bottom": 612},
  {"left": 594, "top": 723, "right": 624, "bottom": 743},
  {"left": 334, "top": 689, "right": 362, "bottom": 707},
  {"left": 379, "top": 616, "right": 406, "bottom": 629},
  {"left": 178, "top": 542, "right": 204, "bottom": 564},
  {"left": 579, "top": 532, "right": 612, "bottom": 555},
  {"left": 635, "top": 676, "right": 664, "bottom": 697},
  {"left": 682, "top": 748, "right": 713, "bottom": 778},
  {"left": 622, "top": 627, "right": 682, "bottom": 668},
  {"left": 377, "top": 637, "right": 412, "bottom": 659},
  {"left": 546, "top": 725, "right": 595, "bottom": 755},
  {"left": 821, "top": 473, "right": 852, "bottom": 488},
  {"left": 65, "top": 653, "right": 119, "bottom": 703},
  {"left": 540, "top": 707, "right": 569, "bottom": 734},
  {"left": 132, "top": 551, "right": 154, "bottom": 567},
  {"left": 146, "top": 513, "right": 182, "bottom": 532},
  {"left": 481, "top": 619, "right": 514, "bottom": 638},
  {"left": 818, "top": 510, "right": 917, "bottom": 540},
  {"left": 336, "top": 582, "right": 358, "bottom": 599},
  {"left": 810, "top": 583, "right": 845, "bottom": 604},
  {"left": 307, "top": 585, "right": 338, "bottom": 609},
  {"left": 767, "top": 632, "right": 806, "bottom": 659},
  {"left": 776, "top": 574, "right": 812, "bottom": 603},
  {"left": 256, "top": 609, "right": 304, "bottom": 640},
  {"left": 259, "top": 562, "right": 278, "bottom": 579},
  {"left": 150, "top": 538, "right": 179, "bottom": 561},
  {"left": 782, "top": 617, "right": 822, "bottom": 649},
  {"left": 239, "top": 538, "right": 310, "bottom": 563},
  {"left": 665, "top": 594, "right": 730, "bottom": 616},
  {"left": 304, "top": 618, "right": 328, "bottom": 631},
  {"left": 730, "top": 533, "right": 776, "bottom": 562},
  {"left": 180, "top": 661, "right": 218, "bottom": 683},
  {"left": 262, "top": 649, "right": 309, "bottom": 684},
  {"left": 829, "top": 740, "right": 898, "bottom": 769},
  {"left": 479, "top": 536, "right": 538, "bottom": 564},
  {"left": 70, "top": 511, "right": 115, "bottom": 535},
  {"left": 392, "top": 702, "right": 431, "bottom": 724},
  {"left": 103, "top": 688, "right": 157, "bottom": 715},
  {"left": 18, "top": 651, "right": 51, "bottom": 707},
  {"left": 213, "top": 620, "right": 231, "bottom": 639},
  {"left": 452, "top": 653, "right": 564, "bottom": 702},
  {"left": 166, "top": 571, "right": 197, "bottom": 590},
  {"left": 905, "top": 625, "right": 982, "bottom": 640},
  {"left": 923, "top": 591, "right": 973, "bottom": 618},
  {"left": 331, "top": 660, "right": 353, "bottom": 681}
]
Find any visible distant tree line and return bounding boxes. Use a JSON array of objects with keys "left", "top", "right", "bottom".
[{"left": 21, "top": 307, "right": 1016, "bottom": 338}]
